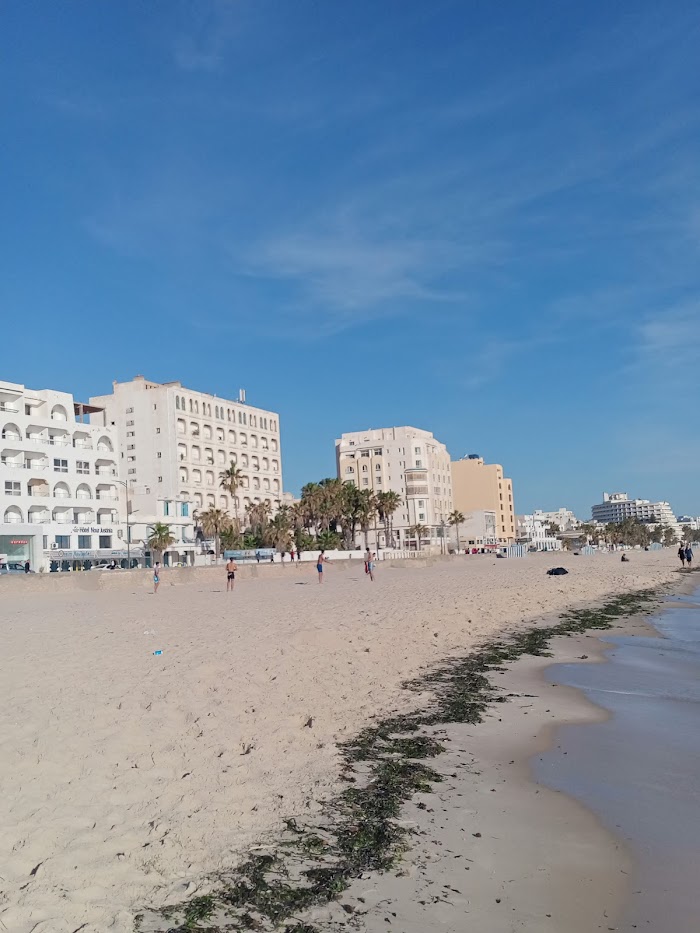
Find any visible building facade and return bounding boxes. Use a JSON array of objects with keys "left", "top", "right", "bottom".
[
  {"left": 530, "top": 507, "right": 580, "bottom": 531},
  {"left": 450, "top": 455, "right": 516, "bottom": 544},
  {"left": 90, "top": 376, "right": 283, "bottom": 559},
  {"left": 516, "top": 513, "right": 563, "bottom": 551},
  {"left": 454, "top": 509, "right": 498, "bottom": 549},
  {"left": 1, "top": 379, "right": 126, "bottom": 571},
  {"left": 591, "top": 492, "right": 678, "bottom": 529},
  {"left": 335, "top": 426, "right": 453, "bottom": 549}
]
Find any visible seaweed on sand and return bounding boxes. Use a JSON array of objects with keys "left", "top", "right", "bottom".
[{"left": 138, "top": 587, "right": 661, "bottom": 932}]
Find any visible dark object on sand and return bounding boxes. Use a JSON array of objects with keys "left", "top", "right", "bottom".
[
  {"left": 547, "top": 567, "right": 568, "bottom": 576},
  {"left": 621, "top": 554, "right": 630, "bottom": 562}
]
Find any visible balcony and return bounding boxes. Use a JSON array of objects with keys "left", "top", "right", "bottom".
[
  {"left": 96, "top": 467, "right": 117, "bottom": 477},
  {"left": 0, "top": 403, "right": 19, "bottom": 413}
]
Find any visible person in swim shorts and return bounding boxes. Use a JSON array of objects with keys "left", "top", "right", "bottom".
[
  {"left": 153, "top": 562, "right": 161, "bottom": 594},
  {"left": 226, "top": 556, "right": 238, "bottom": 592},
  {"left": 317, "top": 550, "right": 329, "bottom": 583},
  {"left": 366, "top": 551, "right": 376, "bottom": 582}
]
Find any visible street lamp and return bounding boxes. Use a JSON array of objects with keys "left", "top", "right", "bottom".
[{"left": 115, "top": 479, "right": 131, "bottom": 568}]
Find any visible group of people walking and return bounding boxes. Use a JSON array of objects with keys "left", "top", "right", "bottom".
[{"left": 678, "top": 544, "right": 694, "bottom": 568}]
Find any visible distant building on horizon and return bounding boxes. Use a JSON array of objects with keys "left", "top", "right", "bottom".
[
  {"left": 450, "top": 455, "right": 515, "bottom": 544},
  {"left": 335, "top": 426, "right": 453, "bottom": 550},
  {"left": 530, "top": 507, "right": 580, "bottom": 531},
  {"left": 591, "top": 492, "right": 678, "bottom": 530}
]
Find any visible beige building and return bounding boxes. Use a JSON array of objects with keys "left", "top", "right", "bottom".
[
  {"left": 90, "top": 377, "right": 283, "bottom": 551},
  {"left": 450, "top": 455, "right": 516, "bottom": 544},
  {"left": 335, "top": 426, "right": 453, "bottom": 549}
]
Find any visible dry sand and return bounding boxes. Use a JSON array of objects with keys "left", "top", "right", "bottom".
[{"left": 0, "top": 551, "right": 676, "bottom": 932}]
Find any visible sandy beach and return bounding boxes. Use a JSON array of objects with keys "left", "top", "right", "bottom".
[{"left": 0, "top": 551, "right": 678, "bottom": 932}]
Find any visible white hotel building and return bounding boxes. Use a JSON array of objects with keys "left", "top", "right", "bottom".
[
  {"left": 1, "top": 379, "right": 125, "bottom": 571},
  {"left": 90, "top": 376, "right": 283, "bottom": 563},
  {"left": 335, "top": 426, "right": 453, "bottom": 549},
  {"left": 591, "top": 492, "right": 679, "bottom": 531}
]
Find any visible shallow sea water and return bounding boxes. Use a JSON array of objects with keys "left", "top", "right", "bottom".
[{"left": 534, "top": 586, "right": 700, "bottom": 932}]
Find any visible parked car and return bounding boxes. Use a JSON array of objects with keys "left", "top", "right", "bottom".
[{"left": 0, "top": 562, "right": 34, "bottom": 574}]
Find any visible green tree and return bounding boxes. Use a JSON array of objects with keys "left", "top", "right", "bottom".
[
  {"left": 146, "top": 522, "right": 176, "bottom": 562},
  {"left": 663, "top": 526, "right": 678, "bottom": 547},
  {"left": 317, "top": 529, "right": 342, "bottom": 550},
  {"left": 245, "top": 500, "right": 272, "bottom": 544},
  {"left": 356, "top": 488, "right": 378, "bottom": 549},
  {"left": 219, "top": 462, "right": 243, "bottom": 533},
  {"left": 408, "top": 523, "right": 429, "bottom": 551},
  {"left": 377, "top": 490, "right": 402, "bottom": 549},
  {"left": 200, "top": 507, "right": 230, "bottom": 559},
  {"left": 448, "top": 510, "right": 465, "bottom": 551}
]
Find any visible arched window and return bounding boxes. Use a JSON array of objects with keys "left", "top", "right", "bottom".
[
  {"left": 228, "top": 429, "right": 236, "bottom": 444},
  {"left": 50, "top": 404, "right": 68, "bottom": 421},
  {"left": 262, "top": 457, "right": 269, "bottom": 471},
  {"left": 176, "top": 397, "right": 180, "bottom": 409},
  {"left": 1, "top": 422, "right": 21, "bottom": 440},
  {"left": 4, "top": 505, "right": 23, "bottom": 523}
]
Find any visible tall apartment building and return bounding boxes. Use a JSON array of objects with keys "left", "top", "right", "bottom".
[
  {"left": 591, "top": 492, "right": 678, "bottom": 528},
  {"left": 1, "top": 379, "right": 125, "bottom": 571},
  {"left": 90, "top": 377, "right": 283, "bottom": 554},
  {"left": 335, "top": 426, "right": 453, "bottom": 549},
  {"left": 450, "top": 455, "right": 516, "bottom": 544}
]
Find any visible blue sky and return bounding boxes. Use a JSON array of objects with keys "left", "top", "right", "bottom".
[{"left": 2, "top": 1, "right": 699, "bottom": 516}]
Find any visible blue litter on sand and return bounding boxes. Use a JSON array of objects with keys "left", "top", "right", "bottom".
[{"left": 153, "top": 649, "right": 163, "bottom": 656}]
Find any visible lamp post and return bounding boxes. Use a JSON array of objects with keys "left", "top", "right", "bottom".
[{"left": 115, "top": 479, "right": 131, "bottom": 568}]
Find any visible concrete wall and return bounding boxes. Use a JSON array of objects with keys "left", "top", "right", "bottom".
[{"left": 0, "top": 552, "right": 462, "bottom": 592}]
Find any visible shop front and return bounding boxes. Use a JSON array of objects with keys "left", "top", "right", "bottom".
[
  {"left": 0, "top": 534, "right": 34, "bottom": 566},
  {"left": 45, "top": 547, "right": 144, "bottom": 572}
]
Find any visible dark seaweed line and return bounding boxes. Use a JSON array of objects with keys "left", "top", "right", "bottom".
[{"left": 135, "top": 587, "right": 662, "bottom": 933}]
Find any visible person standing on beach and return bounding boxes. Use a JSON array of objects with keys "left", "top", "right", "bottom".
[
  {"left": 678, "top": 544, "right": 686, "bottom": 567},
  {"left": 685, "top": 544, "right": 693, "bottom": 568},
  {"left": 316, "top": 550, "right": 329, "bottom": 583},
  {"left": 153, "top": 562, "right": 161, "bottom": 594},
  {"left": 364, "top": 547, "right": 371, "bottom": 574},
  {"left": 226, "top": 556, "right": 237, "bottom": 592},
  {"left": 366, "top": 551, "right": 376, "bottom": 582}
]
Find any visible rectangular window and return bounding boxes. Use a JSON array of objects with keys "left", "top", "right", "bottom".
[
  {"left": 164, "top": 501, "right": 171, "bottom": 516},
  {"left": 414, "top": 447, "right": 421, "bottom": 454},
  {"left": 127, "top": 444, "right": 135, "bottom": 450},
  {"left": 126, "top": 420, "right": 134, "bottom": 427},
  {"left": 126, "top": 431, "right": 135, "bottom": 437},
  {"left": 126, "top": 407, "right": 133, "bottom": 414},
  {"left": 181, "top": 503, "right": 189, "bottom": 517},
  {"left": 77, "top": 461, "right": 90, "bottom": 474},
  {"left": 156, "top": 427, "right": 160, "bottom": 433},
  {"left": 5, "top": 481, "right": 20, "bottom": 495},
  {"left": 55, "top": 535, "right": 70, "bottom": 548},
  {"left": 53, "top": 459, "right": 68, "bottom": 473},
  {"left": 415, "top": 460, "right": 422, "bottom": 467},
  {"left": 78, "top": 535, "right": 92, "bottom": 549},
  {"left": 127, "top": 456, "right": 135, "bottom": 462},
  {"left": 157, "top": 452, "right": 162, "bottom": 458},
  {"left": 418, "top": 512, "right": 425, "bottom": 521},
  {"left": 128, "top": 468, "right": 136, "bottom": 474},
  {"left": 374, "top": 448, "right": 382, "bottom": 455},
  {"left": 99, "top": 535, "right": 112, "bottom": 549},
  {"left": 158, "top": 476, "right": 163, "bottom": 482},
  {"left": 363, "top": 478, "right": 369, "bottom": 486}
]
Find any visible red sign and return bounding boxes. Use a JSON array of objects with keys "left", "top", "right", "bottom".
[{"left": 10, "top": 539, "right": 29, "bottom": 545}]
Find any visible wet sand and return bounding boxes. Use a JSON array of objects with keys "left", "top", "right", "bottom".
[{"left": 310, "top": 632, "right": 633, "bottom": 933}]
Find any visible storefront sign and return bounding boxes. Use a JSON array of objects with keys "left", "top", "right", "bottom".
[
  {"left": 224, "top": 548, "right": 276, "bottom": 561},
  {"left": 45, "top": 548, "right": 142, "bottom": 560},
  {"left": 72, "top": 526, "right": 113, "bottom": 534}
]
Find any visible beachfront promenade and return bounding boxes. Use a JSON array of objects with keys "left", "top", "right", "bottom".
[{"left": 0, "top": 551, "right": 679, "bottom": 932}]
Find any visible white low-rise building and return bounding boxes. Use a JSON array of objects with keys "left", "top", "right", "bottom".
[
  {"left": 1, "top": 380, "right": 126, "bottom": 571},
  {"left": 531, "top": 507, "right": 580, "bottom": 531},
  {"left": 516, "top": 513, "right": 563, "bottom": 551},
  {"left": 452, "top": 509, "right": 498, "bottom": 549}
]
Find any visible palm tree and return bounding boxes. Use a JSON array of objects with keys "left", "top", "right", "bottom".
[
  {"left": 219, "top": 462, "right": 243, "bottom": 533},
  {"left": 268, "top": 508, "right": 293, "bottom": 552},
  {"left": 408, "top": 523, "right": 428, "bottom": 551},
  {"left": 147, "top": 522, "right": 176, "bottom": 563},
  {"left": 377, "top": 491, "right": 402, "bottom": 549},
  {"left": 246, "top": 500, "right": 272, "bottom": 544},
  {"left": 448, "top": 510, "right": 465, "bottom": 552},
  {"left": 356, "top": 489, "right": 378, "bottom": 549},
  {"left": 200, "top": 507, "right": 230, "bottom": 559}
]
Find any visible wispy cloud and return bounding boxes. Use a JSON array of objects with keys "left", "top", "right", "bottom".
[{"left": 171, "top": 0, "right": 241, "bottom": 73}]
